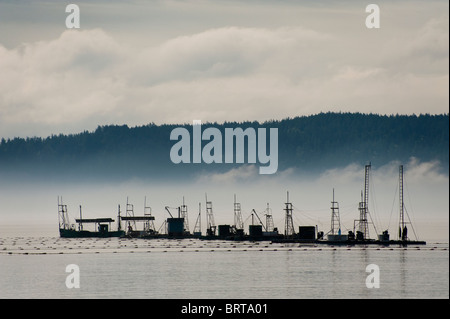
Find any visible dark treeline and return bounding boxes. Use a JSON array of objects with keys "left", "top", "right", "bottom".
[{"left": 0, "top": 112, "right": 448, "bottom": 181}]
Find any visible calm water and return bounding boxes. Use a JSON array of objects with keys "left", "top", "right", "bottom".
[{"left": 0, "top": 237, "right": 448, "bottom": 299}]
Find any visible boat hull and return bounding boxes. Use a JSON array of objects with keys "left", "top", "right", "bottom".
[{"left": 59, "top": 228, "right": 125, "bottom": 238}]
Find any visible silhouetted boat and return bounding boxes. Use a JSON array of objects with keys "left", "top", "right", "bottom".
[{"left": 58, "top": 197, "right": 125, "bottom": 238}]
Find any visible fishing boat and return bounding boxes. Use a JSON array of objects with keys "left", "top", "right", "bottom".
[
  {"left": 58, "top": 197, "right": 125, "bottom": 238},
  {"left": 121, "top": 197, "right": 159, "bottom": 238},
  {"left": 56, "top": 164, "right": 426, "bottom": 245},
  {"left": 320, "top": 164, "right": 426, "bottom": 246}
]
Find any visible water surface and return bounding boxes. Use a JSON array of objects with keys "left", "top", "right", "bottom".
[{"left": 0, "top": 237, "right": 448, "bottom": 299}]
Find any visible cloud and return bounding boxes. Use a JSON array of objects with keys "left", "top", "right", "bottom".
[
  {"left": 406, "top": 16, "right": 449, "bottom": 68},
  {"left": 317, "top": 163, "right": 365, "bottom": 185},
  {"left": 125, "top": 26, "right": 332, "bottom": 86},
  {"left": 402, "top": 157, "right": 448, "bottom": 184},
  {"left": 317, "top": 158, "right": 448, "bottom": 189},
  {"left": 379, "top": 14, "right": 449, "bottom": 76},
  {"left": 0, "top": 9, "right": 448, "bottom": 138},
  {"left": 0, "top": 29, "right": 127, "bottom": 135},
  {"left": 197, "top": 165, "right": 259, "bottom": 184},
  {"left": 195, "top": 164, "right": 296, "bottom": 185},
  {"left": 0, "top": 26, "right": 333, "bottom": 137}
]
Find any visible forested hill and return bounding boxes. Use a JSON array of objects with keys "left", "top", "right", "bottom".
[{"left": 0, "top": 112, "right": 448, "bottom": 181}]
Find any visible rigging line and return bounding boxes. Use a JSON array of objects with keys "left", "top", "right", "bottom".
[
  {"left": 273, "top": 219, "right": 283, "bottom": 230},
  {"left": 66, "top": 204, "right": 83, "bottom": 226},
  {"left": 404, "top": 171, "right": 420, "bottom": 240},
  {"left": 292, "top": 214, "right": 306, "bottom": 230},
  {"left": 293, "top": 209, "right": 318, "bottom": 221},
  {"left": 157, "top": 220, "right": 166, "bottom": 234},
  {"left": 339, "top": 204, "right": 358, "bottom": 214},
  {"left": 294, "top": 211, "right": 324, "bottom": 228},
  {"left": 292, "top": 209, "right": 324, "bottom": 225},
  {"left": 67, "top": 209, "right": 77, "bottom": 223},
  {"left": 341, "top": 224, "right": 351, "bottom": 232},
  {"left": 339, "top": 203, "right": 358, "bottom": 211},
  {"left": 404, "top": 206, "right": 419, "bottom": 241},
  {"left": 292, "top": 205, "right": 325, "bottom": 218},
  {"left": 368, "top": 210, "right": 379, "bottom": 236},
  {"left": 242, "top": 213, "right": 252, "bottom": 226},
  {"left": 292, "top": 204, "right": 329, "bottom": 213},
  {"left": 369, "top": 173, "right": 383, "bottom": 232},
  {"left": 340, "top": 211, "right": 356, "bottom": 220},
  {"left": 293, "top": 211, "right": 314, "bottom": 226},
  {"left": 387, "top": 183, "right": 398, "bottom": 231},
  {"left": 296, "top": 207, "right": 329, "bottom": 213},
  {"left": 339, "top": 206, "right": 358, "bottom": 217}
]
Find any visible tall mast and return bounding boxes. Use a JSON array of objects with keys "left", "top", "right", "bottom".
[
  {"left": 79, "top": 205, "right": 83, "bottom": 231},
  {"left": 233, "top": 194, "right": 244, "bottom": 230},
  {"left": 265, "top": 203, "right": 274, "bottom": 233},
  {"left": 126, "top": 197, "right": 136, "bottom": 231},
  {"left": 117, "top": 204, "right": 122, "bottom": 231},
  {"left": 181, "top": 196, "right": 189, "bottom": 233},
  {"left": 58, "top": 196, "right": 70, "bottom": 230},
  {"left": 143, "top": 196, "right": 155, "bottom": 233},
  {"left": 205, "top": 193, "right": 216, "bottom": 236},
  {"left": 357, "top": 163, "right": 370, "bottom": 240},
  {"left": 284, "top": 191, "right": 295, "bottom": 237},
  {"left": 399, "top": 165, "right": 407, "bottom": 241},
  {"left": 193, "top": 202, "right": 202, "bottom": 235},
  {"left": 330, "top": 189, "right": 340, "bottom": 235}
]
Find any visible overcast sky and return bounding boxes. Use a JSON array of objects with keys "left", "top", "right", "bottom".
[
  {"left": 0, "top": 1, "right": 448, "bottom": 240},
  {"left": 0, "top": 0, "right": 448, "bottom": 138}
]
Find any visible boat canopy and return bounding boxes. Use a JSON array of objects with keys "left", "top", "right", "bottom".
[
  {"left": 75, "top": 218, "right": 114, "bottom": 223},
  {"left": 121, "top": 216, "right": 155, "bottom": 221}
]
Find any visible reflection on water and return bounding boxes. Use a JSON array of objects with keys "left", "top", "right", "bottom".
[
  {"left": 400, "top": 249, "right": 407, "bottom": 297},
  {"left": 0, "top": 237, "right": 448, "bottom": 299}
]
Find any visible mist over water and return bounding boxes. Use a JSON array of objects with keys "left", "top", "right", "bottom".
[
  {"left": 1, "top": 160, "right": 448, "bottom": 242},
  {"left": 0, "top": 160, "right": 448, "bottom": 300}
]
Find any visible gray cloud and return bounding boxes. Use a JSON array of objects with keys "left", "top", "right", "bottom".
[{"left": 0, "top": 1, "right": 448, "bottom": 138}]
